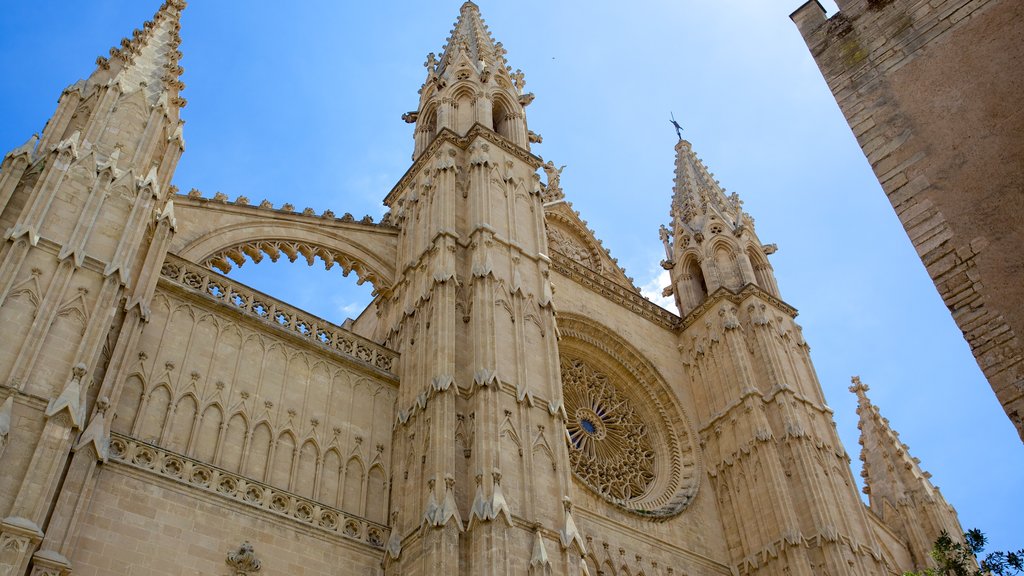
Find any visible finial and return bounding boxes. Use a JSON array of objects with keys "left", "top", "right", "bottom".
[
  {"left": 849, "top": 375, "right": 870, "bottom": 401},
  {"left": 670, "top": 112, "right": 683, "bottom": 141}
]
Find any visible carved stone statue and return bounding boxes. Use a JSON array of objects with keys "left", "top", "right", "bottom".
[{"left": 542, "top": 160, "right": 565, "bottom": 192}]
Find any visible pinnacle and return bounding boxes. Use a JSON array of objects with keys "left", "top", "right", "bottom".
[
  {"left": 852, "top": 376, "right": 938, "bottom": 506},
  {"left": 668, "top": 135, "right": 746, "bottom": 233},
  {"left": 94, "top": 0, "right": 187, "bottom": 107},
  {"left": 436, "top": 1, "right": 508, "bottom": 74},
  {"left": 849, "top": 375, "right": 871, "bottom": 404}
]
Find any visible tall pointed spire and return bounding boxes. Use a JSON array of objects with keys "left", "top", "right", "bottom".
[
  {"left": 436, "top": 1, "right": 509, "bottom": 75},
  {"left": 670, "top": 138, "right": 748, "bottom": 242},
  {"left": 663, "top": 137, "right": 780, "bottom": 315},
  {"left": 406, "top": 2, "right": 532, "bottom": 157},
  {"left": 93, "top": 0, "right": 187, "bottom": 108},
  {"left": 851, "top": 376, "right": 965, "bottom": 570}
]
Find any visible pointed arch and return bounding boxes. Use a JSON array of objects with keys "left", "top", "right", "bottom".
[
  {"left": 366, "top": 464, "right": 388, "bottom": 524},
  {"left": 320, "top": 448, "right": 343, "bottom": 508},
  {"left": 112, "top": 374, "right": 145, "bottom": 435},
  {"left": 342, "top": 456, "right": 365, "bottom": 514},
  {"left": 295, "top": 439, "right": 319, "bottom": 499},
  {"left": 746, "top": 244, "right": 778, "bottom": 296},
  {"left": 679, "top": 254, "right": 708, "bottom": 313},
  {"left": 138, "top": 384, "right": 172, "bottom": 443},
  {"left": 245, "top": 422, "right": 273, "bottom": 482},
  {"left": 219, "top": 412, "right": 249, "bottom": 473},
  {"left": 711, "top": 241, "right": 742, "bottom": 291},
  {"left": 193, "top": 403, "right": 223, "bottom": 462},
  {"left": 491, "top": 91, "right": 518, "bottom": 139},
  {"left": 271, "top": 430, "right": 297, "bottom": 490},
  {"left": 167, "top": 393, "right": 198, "bottom": 454}
]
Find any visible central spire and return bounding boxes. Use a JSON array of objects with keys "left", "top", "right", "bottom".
[
  {"left": 436, "top": 1, "right": 508, "bottom": 75},
  {"left": 406, "top": 2, "right": 533, "bottom": 158}
]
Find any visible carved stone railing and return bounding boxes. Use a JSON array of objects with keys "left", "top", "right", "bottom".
[
  {"left": 108, "top": 433, "right": 389, "bottom": 548},
  {"left": 550, "top": 252, "right": 680, "bottom": 329},
  {"left": 160, "top": 254, "right": 397, "bottom": 376}
]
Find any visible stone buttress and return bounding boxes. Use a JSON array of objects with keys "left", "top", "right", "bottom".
[
  {"left": 377, "top": 3, "right": 581, "bottom": 574},
  {"left": 664, "top": 138, "right": 890, "bottom": 575},
  {"left": 0, "top": 2, "right": 187, "bottom": 574}
]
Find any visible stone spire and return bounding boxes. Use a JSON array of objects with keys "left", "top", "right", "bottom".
[
  {"left": 851, "top": 376, "right": 965, "bottom": 570},
  {"left": 669, "top": 138, "right": 749, "bottom": 245},
  {"left": 662, "top": 137, "right": 779, "bottom": 315},
  {"left": 91, "top": 0, "right": 187, "bottom": 108},
  {"left": 436, "top": 1, "right": 509, "bottom": 76},
  {"left": 406, "top": 2, "right": 532, "bottom": 157}
]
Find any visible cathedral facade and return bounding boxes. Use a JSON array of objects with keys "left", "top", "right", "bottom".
[{"left": 0, "top": 2, "right": 964, "bottom": 575}]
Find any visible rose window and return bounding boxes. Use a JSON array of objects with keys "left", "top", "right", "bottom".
[{"left": 562, "top": 357, "right": 656, "bottom": 502}]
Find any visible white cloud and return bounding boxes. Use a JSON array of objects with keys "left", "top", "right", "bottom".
[{"left": 639, "top": 267, "right": 678, "bottom": 314}]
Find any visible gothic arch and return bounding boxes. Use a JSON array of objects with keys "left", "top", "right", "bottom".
[
  {"left": 678, "top": 254, "right": 708, "bottom": 313},
  {"left": 556, "top": 313, "right": 701, "bottom": 517},
  {"left": 745, "top": 244, "right": 778, "bottom": 296},
  {"left": 171, "top": 198, "right": 399, "bottom": 289},
  {"left": 490, "top": 92, "right": 518, "bottom": 139}
]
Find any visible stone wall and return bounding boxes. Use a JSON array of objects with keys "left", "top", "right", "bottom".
[
  {"left": 69, "top": 464, "right": 384, "bottom": 575},
  {"left": 792, "top": 0, "right": 1024, "bottom": 440},
  {"left": 112, "top": 256, "right": 398, "bottom": 524}
]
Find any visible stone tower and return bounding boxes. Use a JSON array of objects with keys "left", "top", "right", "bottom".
[
  {"left": 665, "top": 138, "right": 890, "bottom": 574},
  {"left": 0, "top": 2, "right": 966, "bottom": 576},
  {"left": 0, "top": 2, "right": 185, "bottom": 574},
  {"left": 379, "top": 3, "right": 581, "bottom": 573},
  {"left": 791, "top": 0, "right": 1024, "bottom": 442}
]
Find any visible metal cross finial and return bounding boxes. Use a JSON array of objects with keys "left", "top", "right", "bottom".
[{"left": 670, "top": 112, "right": 683, "bottom": 141}]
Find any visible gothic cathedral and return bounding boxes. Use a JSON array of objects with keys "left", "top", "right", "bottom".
[{"left": 0, "top": 2, "right": 965, "bottom": 575}]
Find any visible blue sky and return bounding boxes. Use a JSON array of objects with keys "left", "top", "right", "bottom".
[{"left": 1, "top": 0, "right": 1020, "bottom": 553}]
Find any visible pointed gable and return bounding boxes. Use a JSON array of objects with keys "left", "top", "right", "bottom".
[{"left": 544, "top": 201, "right": 638, "bottom": 292}]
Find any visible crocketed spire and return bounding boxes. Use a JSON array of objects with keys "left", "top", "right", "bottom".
[
  {"left": 91, "top": 0, "right": 187, "bottom": 108},
  {"left": 851, "top": 376, "right": 965, "bottom": 570},
  {"left": 435, "top": 2, "right": 510, "bottom": 76}
]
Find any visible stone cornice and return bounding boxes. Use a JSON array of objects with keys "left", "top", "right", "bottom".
[
  {"left": 550, "top": 252, "right": 680, "bottom": 329},
  {"left": 107, "top": 433, "right": 389, "bottom": 551},
  {"left": 384, "top": 123, "right": 543, "bottom": 207},
  {"left": 173, "top": 192, "right": 400, "bottom": 232},
  {"left": 680, "top": 283, "right": 797, "bottom": 330}
]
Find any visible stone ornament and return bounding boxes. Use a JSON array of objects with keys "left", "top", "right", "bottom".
[
  {"left": 225, "top": 541, "right": 261, "bottom": 575},
  {"left": 562, "top": 357, "right": 655, "bottom": 502}
]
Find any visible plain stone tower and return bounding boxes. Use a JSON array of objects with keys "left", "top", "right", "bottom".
[{"left": 0, "top": 2, "right": 965, "bottom": 575}]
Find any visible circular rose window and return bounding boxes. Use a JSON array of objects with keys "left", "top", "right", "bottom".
[
  {"left": 558, "top": 317, "right": 700, "bottom": 518},
  {"left": 564, "top": 358, "right": 656, "bottom": 501}
]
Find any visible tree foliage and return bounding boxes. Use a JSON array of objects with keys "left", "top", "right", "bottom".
[{"left": 903, "top": 529, "right": 1023, "bottom": 576}]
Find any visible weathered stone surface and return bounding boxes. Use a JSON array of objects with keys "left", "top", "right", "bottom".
[{"left": 792, "top": 0, "right": 1024, "bottom": 442}]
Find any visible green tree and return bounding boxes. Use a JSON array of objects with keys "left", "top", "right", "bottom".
[{"left": 903, "top": 529, "right": 1023, "bottom": 576}]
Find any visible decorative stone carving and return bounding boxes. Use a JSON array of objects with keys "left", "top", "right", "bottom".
[
  {"left": 562, "top": 357, "right": 655, "bottom": 501},
  {"left": 558, "top": 315, "right": 700, "bottom": 517},
  {"left": 225, "top": 541, "right": 261, "bottom": 575},
  {"left": 548, "top": 228, "right": 594, "bottom": 270}
]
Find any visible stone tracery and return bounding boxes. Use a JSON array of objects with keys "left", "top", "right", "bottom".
[
  {"left": 557, "top": 314, "right": 700, "bottom": 518},
  {"left": 562, "top": 357, "right": 656, "bottom": 502}
]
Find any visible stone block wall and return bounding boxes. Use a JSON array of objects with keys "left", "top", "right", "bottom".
[{"left": 792, "top": 0, "right": 1024, "bottom": 440}]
